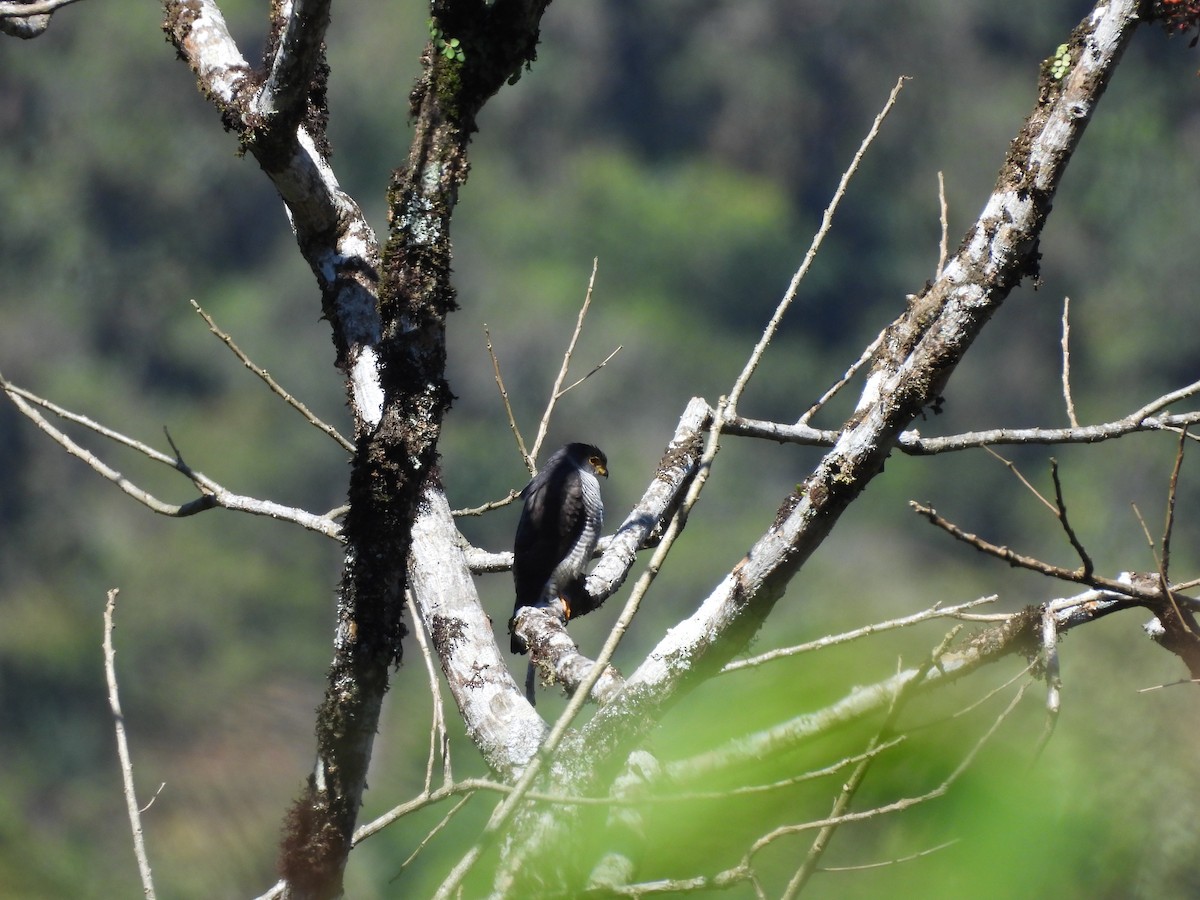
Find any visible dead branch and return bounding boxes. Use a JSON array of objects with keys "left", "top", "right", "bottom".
[
  {"left": 485, "top": 325, "right": 533, "bottom": 470},
  {"left": 935, "top": 170, "right": 949, "bottom": 280},
  {"left": 1061, "top": 296, "right": 1079, "bottom": 427},
  {"left": 910, "top": 501, "right": 1138, "bottom": 596},
  {"left": 406, "top": 592, "right": 452, "bottom": 791},
  {"left": 0, "top": 0, "right": 81, "bottom": 16},
  {"left": 191, "top": 300, "right": 354, "bottom": 453},
  {"left": 729, "top": 389, "right": 1200, "bottom": 454},
  {"left": 721, "top": 596, "right": 999, "bottom": 674},
  {"left": 1050, "top": 459, "right": 1094, "bottom": 578},
  {"left": 104, "top": 590, "right": 157, "bottom": 900},
  {"left": 452, "top": 489, "right": 520, "bottom": 518},
  {"left": 407, "top": 482, "right": 547, "bottom": 778},
  {"left": 529, "top": 257, "right": 602, "bottom": 463},
  {"left": 736, "top": 75, "right": 907, "bottom": 420},
  {"left": 513, "top": 607, "right": 626, "bottom": 706},
  {"left": 1, "top": 375, "right": 343, "bottom": 540}
]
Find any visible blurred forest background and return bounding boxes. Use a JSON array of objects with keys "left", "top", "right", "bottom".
[{"left": 2, "top": 1, "right": 1200, "bottom": 897}]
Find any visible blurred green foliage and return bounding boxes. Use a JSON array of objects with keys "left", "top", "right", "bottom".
[{"left": 3, "top": 1, "right": 1200, "bottom": 897}]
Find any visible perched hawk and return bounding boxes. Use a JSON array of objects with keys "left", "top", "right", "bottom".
[{"left": 510, "top": 442, "right": 608, "bottom": 655}]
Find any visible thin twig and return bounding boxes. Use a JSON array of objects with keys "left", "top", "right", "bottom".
[
  {"left": 104, "top": 590, "right": 157, "bottom": 900},
  {"left": 935, "top": 170, "right": 949, "bottom": 280},
  {"left": 733, "top": 75, "right": 908, "bottom": 418},
  {"left": 140, "top": 783, "right": 167, "bottom": 814},
  {"left": 556, "top": 344, "right": 622, "bottom": 397},
  {"left": 485, "top": 325, "right": 533, "bottom": 472},
  {"left": 530, "top": 258, "right": 601, "bottom": 463},
  {"left": 354, "top": 781, "right": 493, "bottom": 846},
  {"left": 822, "top": 839, "right": 959, "bottom": 873},
  {"left": 798, "top": 328, "right": 886, "bottom": 426},
  {"left": 1130, "top": 502, "right": 1174, "bottom": 629},
  {"left": 1061, "top": 296, "right": 1079, "bottom": 427},
  {"left": 389, "top": 793, "right": 475, "bottom": 883},
  {"left": 1050, "top": 459, "right": 1093, "bottom": 578},
  {"left": 5, "top": 381, "right": 207, "bottom": 516},
  {"left": 909, "top": 501, "right": 1164, "bottom": 602},
  {"left": 721, "top": 596, "right": 998, "bottom": 674},
  {"left": 585, "top": 866, "right": 759, "bottom": 897},
  {"left": 1131, "top": 503, "right": 1157, "bottom": 562},
  {"left": 985, "top": 446, "right": 1057, "bottom": 515},
  {"left": 1138, "top": 677, "right": 1200, "bottom": 693},
  {"left": 1170, "top": 576, "right": 1200, "bottom": 592},
  {"left": 451, "top": 489, "right": 520, "bottom": 517},
  {"left": 945, "top": 661, "right": 1037, "bottom": 722},
  {"left": 1126, "top": 376, "right": 1200, "bottom": 423},
  {"left": 406, "top": 592, "right": 452, "bottom": 791},
  {"left": 1156, "top": 430, "right": 1195, "bottom": 639},
  {"left": 664, "top": 737, "right": 905, "bottom": 800},
  {"left": 191, "top": 301, "right": 354, "bottom": 453},
  {"left": 1161, "top": 427, "right": 1187, "bottom": 588},
  {"left": 356, "top": 771, "right": 737, "bottom": 850}
]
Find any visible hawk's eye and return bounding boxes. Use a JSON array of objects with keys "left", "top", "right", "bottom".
[{"left": 589, "top": 456, "right": 601, "bottom": 467}]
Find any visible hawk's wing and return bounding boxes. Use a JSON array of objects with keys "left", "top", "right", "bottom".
[{"left": 513, "top": 460, "right": 588, "bottom": 610}]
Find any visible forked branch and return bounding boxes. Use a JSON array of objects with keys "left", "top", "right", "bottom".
[{"left": 1, "top": 376, "right": 343, "bottom": 540}]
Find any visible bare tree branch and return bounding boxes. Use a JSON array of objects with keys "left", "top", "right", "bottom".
[
  {"left": 485, "top": 325, "right": 533, "bottom": 469},
  {"left": 735, "top": 76, "right": 907, "bottom": 420},
  {"left": 820, "top": 839, "right": 960, "bottom": 873},
  {"left": 1, "top": 376, "right": 342, "bottom": 538},
  {"left": 162, "top": 0, "right": 383, "bottom": 429},
  {"left": 731, "top": 396, "right": 1200, "bottom": 454},
  {"left": 104, "top": 590, "right": 158, "bottom": 900},
  {"left": 408, "top": 482, "right": 549, "bottom": 777},
  {"left": 452, "top": 489, "right": 520, "bottom": 518},
  {"left": 557, "top": 345, "right": 623, "bottom": 397},
  {"left": 1161, "top": 426, "right": 1188, "bottom": 586},
  {"left": 934, "top": 170, "right": 949, "bottom": 280},
  {"left": 1061, "top": 296, "right": 1080, "bottom": 427},
  {"left": 513, "top": 607, "right": 626, "bottom": 706},
  {"left": 256, "top": 0, "right": 332, "bottom": 128},
  {"left": 406, "top": 592, "right": 453, "bottom": 792},
  {"left": 0, "top": 0, "right": 81, "bottom": 16},
  {"left": 909, "top": 500, "right": 1174, "bottom": 603},
  {"left": 721, "top": 596, "right": 999, "bottom": 674},
  {"left": 530, "top": 257, "right": 601, "bottom": 464},
  {"left": 750, "top": 677, "right": 1033, "bottom": 887},
  {"left": 191, "top": 300, "right": 354, "bottom": 453},
  {"left": 1049, "top": 458, "right": 1094, "bottom": 577}
]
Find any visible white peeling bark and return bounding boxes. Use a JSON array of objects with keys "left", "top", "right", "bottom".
[{"left": 409, "top": 484, "right": 548, "bottom": 777}]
